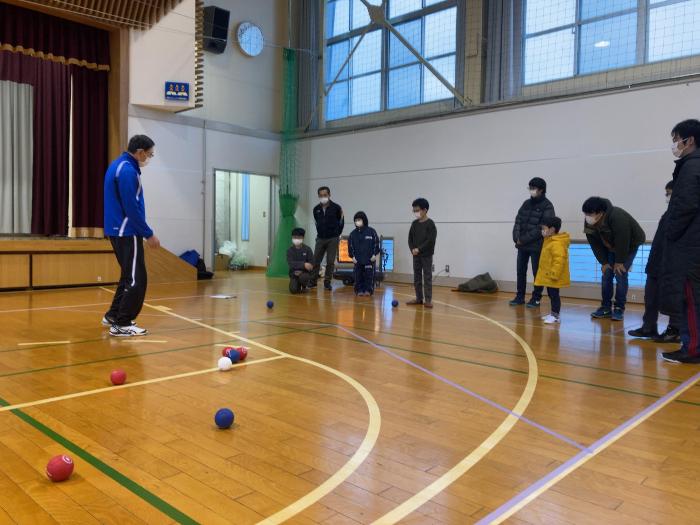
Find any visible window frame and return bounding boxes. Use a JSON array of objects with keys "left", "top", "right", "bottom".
[
  {"left": 521, "top": 0, "right": 697, "bottom": 87},
  {"left": 323, "top": 0, "right": 464, "bottom": 122}
]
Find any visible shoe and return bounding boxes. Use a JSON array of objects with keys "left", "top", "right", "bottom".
[
  {"left": 542, "top": 314, "right": 560, "bottom": 324},
  {"left": 591, "top": 307, "right": 612, "bottom": 319},
  {"left": 101, "top": 316, "right": 135, "bottom": 327},
  {"left": 109, "top": 324, "right": 149, "bottom": 337},
  {"left": 406, "top": 299, "right": 423, "bottom": 306},
  {"left": 424, "top": 302, "right": 434, "bottom": 309},
  {"left": 324, "top": 281, "right": 333, "bottom": 291},
  {"left": 628, "top": 327, "right": 658, "bottom": 338},
  {"left": 526, "top": 298, "right": 541, "bottom": 309},
  {"left": 654, "top": 328, "right": 681, "bottom": 344},
  {"left": 307, "top": 282, "right": 317, "bottom": 289},
  {"left": 662, "top": 349, "right": 700, "bottom": 364},
  {"left": 509, "top": 297, "right": 525, "bottom": 306},
  {"left": 611, "top": 308, "right": 624, "bottom": 322}
]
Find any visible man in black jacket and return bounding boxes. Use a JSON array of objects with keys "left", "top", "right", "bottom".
[
  {"left": 583, "top": 197, "right": 646, "bottom": 322},
  {"left": 311, "top": 186, "right": 344, "bottom": 290},
  {"left": 510, "top": 177, "right": 555, "bottom": 308},
  {"left": 629, "top": 181, "right": 680, "bottom": 342},
  {"left": 287, "top": 228, "right": 314, "bottom": 294},
  {"left": 660, "top": 119, "right": 700, "bottom": 363}
]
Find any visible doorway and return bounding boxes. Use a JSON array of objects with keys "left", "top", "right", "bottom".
[{"left": 214, "top": 170, "right": 271, "bottom": 270}]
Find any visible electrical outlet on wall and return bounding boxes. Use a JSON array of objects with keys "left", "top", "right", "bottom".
[{"left": 445, "top": 264, "right": 450, "bottom": 273}]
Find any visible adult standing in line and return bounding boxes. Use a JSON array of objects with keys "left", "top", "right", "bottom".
[
  {"left": 660, "top": 119, "right": 700, "bottom": 363},
  {"left": 311, "top": 186, "right": 344, "bottom": 291},
  {"left": 102, "top": 135, "right": 160, "bottom": 337},
  {"left": 510, "top": 177, "right": 555, "bottom": 308}
]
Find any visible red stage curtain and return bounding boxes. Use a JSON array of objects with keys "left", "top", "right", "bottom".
[{"left": 0, "top": 3, "right": 109, "bottom": 235}]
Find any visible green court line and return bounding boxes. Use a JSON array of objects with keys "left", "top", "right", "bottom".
[
  {"left": 256, "top": 319, "right": 696, "bottom": 404},
  {"left": 0, "top": 396, "right": 199, "bottom": 524},
  {"left": 282, "top": 314, "right": 684, "bottom": 385},
  {"left": 0, "top": 328, "right": 300, "bottom": 379}
]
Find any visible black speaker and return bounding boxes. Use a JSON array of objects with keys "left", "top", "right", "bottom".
[{"left": 203, "top": 6, "right": 230, "bottom": 54}]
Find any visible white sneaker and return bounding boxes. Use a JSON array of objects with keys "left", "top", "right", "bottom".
[
  {"left": 543, "top": 314, "right": 560, "bottom": 324},
  {"left": 109, "top": 324, "right": 149, "bottom": 337}
]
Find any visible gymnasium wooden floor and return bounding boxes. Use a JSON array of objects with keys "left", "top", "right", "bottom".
[{"left": 1, "top": 272, "right": 700, "bottom": 524}]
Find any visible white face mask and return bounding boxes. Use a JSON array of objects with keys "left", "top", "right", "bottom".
[
  {"left": 319, "top": 197, "right": 329, "bottom": 205},
  {"left": 355, "top": 220, "right": 363, "bottom": 228},
  {"left": 139, "top": 157, "right": 150, "bottom": 168},
  {"left": 585, "top": 214, "right": 598, "bottom": 225},
  {"left": 541, "top": 229, "right": 548, "bottom": 238},
  {"left": 672, "top": 139, "right": 686, "bottom": 158},
  {"left": 414, "top": 212, "right": 422, "bottom": 219},
  {"left": 666, "top": 196, "right": 671, "bottom": 205},
  {"left": 292, "top": 238, "right": 303, "bottom": 246},
  {"left": 530, "top": 189, "right": 539, "bottom": 197}
]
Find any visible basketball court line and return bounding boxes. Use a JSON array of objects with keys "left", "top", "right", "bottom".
[
  {"left": 100, "top": 287, "right": 383, "bottom": 525},
  {"left": 17, "top": 340, "right": 71, "bottom": 346},
  {"left": 476, "top": 369, "right": 700, "bottom": 524},
  {"left": 0, "top": 356, "right": 286, "bottom": 413}
]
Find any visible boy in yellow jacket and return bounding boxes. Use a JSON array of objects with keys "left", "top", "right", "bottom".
[{"left": 535, "top": 217, "right": 570, "bottom": 324}]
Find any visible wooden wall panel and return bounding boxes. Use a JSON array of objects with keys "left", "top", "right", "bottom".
[
  {"left": 32, "top": 254, "right": 120, "bottom": 287},
  {"left": 0, "top": 255, "right": 30, "bottom": 289}
]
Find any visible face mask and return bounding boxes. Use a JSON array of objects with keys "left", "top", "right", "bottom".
[
  {"left": 355, "top": 220, "right": 363, "bottom": 228},
  {"left": 530, "top": 189, "right": 539, "bottom": 197},
  {"left": 672, "top": 138, "right": 686, "bottom": 158},
  {"left": 319, "top": 197, "right": 329, "bottom": 205},
  {"left": 666, "top": 196, "right": 671, "bottom": 205},
  {"left": 541, "top": 229, "right": 548, "bottom": 238},
  {"left": 292, "top": 238, "right": 302, "bottom": 246},
  {"left": 585, "top": 215, "right": 598, "bottom": 225},
  {"left": 414, "top": 212, "right": 422, "bottom": 219},
  {"left": 139, "top": 157, "right": 150, "bottom": 168}
]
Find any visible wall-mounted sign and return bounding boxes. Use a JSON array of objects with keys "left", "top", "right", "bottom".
[{"left": 165, "top": 81, "right": 190, "bottom": 101}]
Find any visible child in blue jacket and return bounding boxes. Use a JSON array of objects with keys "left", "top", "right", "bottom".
[{"left": 348, "top": 211, "right": 381, "bottom": 296}]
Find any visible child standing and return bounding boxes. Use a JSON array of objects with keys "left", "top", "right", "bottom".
[
  {"left": 534, "top": 217, "right": 570, "bottom": 323},
  {"left": 407, "top": 198, "right": 437, "bottom": 308},
  {"left": 286, "top": 228, "right": 314, "bottom": 294},
  {"left": 348, "top": 211, "right": 380, "bottom": 296}
]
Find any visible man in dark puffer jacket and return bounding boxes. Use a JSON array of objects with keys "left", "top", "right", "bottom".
[
  {"left": 510, "top": 177, "right": 555, "bottom": 308},
  {"left": 660, "top": 119, "right": 700, "bottom": 364}
]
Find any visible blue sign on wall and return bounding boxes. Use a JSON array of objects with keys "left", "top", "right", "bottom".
[{"left": 165, "top": 81, "right": 189, "bottom": 101}]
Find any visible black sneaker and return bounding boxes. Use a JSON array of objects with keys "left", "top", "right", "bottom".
[
  {"left": 628, "top": 327, "right": 658, "bottom": 338},
  {"left": 591, "top": 307, "right": 612, "bottom": 319},
  {"left": 611, "top": 308, "right": 624, "bottom": 322},
  {"left": 662, "top": 349, "right": 700, "bottom": 364},
  {"left": 526, "top": 298, "right": 541, "bottom": 309},
  {"left": 324, "top": 281, "right": 333, "bottom": 291},
  {"left": 509, "top": 297, "right": 525, "bottom": 306},
  {"left": 654, "top": 328, "right": 681, "bottom": 344}
]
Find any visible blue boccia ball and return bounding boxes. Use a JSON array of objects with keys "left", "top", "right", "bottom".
[
  {"left": 266, "top": 300, "right": 274, "bottom": 309},
  {"left": 227, "top": 349, "right": 241, "bottom": 363},
  {"left": 391, "top": 300, "right": 399, "bottom": 308},
  {"left": 214, "top": 408, "right": 235, "bottom": 429}
]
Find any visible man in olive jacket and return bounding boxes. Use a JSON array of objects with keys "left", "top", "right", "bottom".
[
  {"left": 582, "top": 197, "right": 646, "bottom": 322},
  {"left": 510, "top": 177, "right": 555, "bottom": 308},
  {"left": 660, "top": 119, "right": 700, "bottom": 364}
]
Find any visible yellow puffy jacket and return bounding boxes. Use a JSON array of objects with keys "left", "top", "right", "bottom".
[{"left": 534, "top": 232, "right": 571, "bottom": 288}]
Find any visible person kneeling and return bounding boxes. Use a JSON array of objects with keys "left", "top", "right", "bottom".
[
  {"left": 534, "top": 217, "right": 570, "bottom": 324},
  {"left": 349, "top": 212, "right": 380, "bottom": 297},
  {"left": 287, "top": 228, "right": 314, "bottom": 294}
]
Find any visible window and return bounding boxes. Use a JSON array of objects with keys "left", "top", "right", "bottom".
[
  {"left": 324, "top": 0, "right": 459, "bottom": 121},
  {"left": 523, "top": 0, "right": 700, "bottom": 85},
  {"left": 241, "top": 174, "right": 250, "bottom": 241},
  {"left": 569, "top": 242, "right": 649, "bottom": 287}
]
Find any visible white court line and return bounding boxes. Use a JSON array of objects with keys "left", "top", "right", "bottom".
[
  {"left": 0, "top": 356, "right": 286, "bottom": 413},
  {"left": 18, "top": 341, "right": 71, "bottom": 347},
  {"left": 117, "top": 340, "right": 169, "bottom": 344}
]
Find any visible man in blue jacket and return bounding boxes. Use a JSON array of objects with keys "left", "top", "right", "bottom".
[{"left": 102, "top": 135, "right": 160, "bottom": 337}]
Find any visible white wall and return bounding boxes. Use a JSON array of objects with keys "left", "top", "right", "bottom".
[
  {"left": 188, "top": 0, "right": 287, "bottom": 132},
  {"left": 129, "top": 0, "right": 196, "bottom": 112},
  {"left": 299, "top": 81, "right": 700, "bottom": 285},
  {"left": 128, "top": 113, "right": 279, "bottom": 264}
]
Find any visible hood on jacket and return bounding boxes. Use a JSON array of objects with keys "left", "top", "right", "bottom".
[{"left": 353, "top": 211, "right": 369, "bottom": 227}]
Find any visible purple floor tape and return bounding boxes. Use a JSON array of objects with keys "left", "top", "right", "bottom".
[
  {"left": 335, "top": 325, "right": 589, "bottom": 452},
  {"left": 476, "top": 370, "right": 700, "bottom": 524}
]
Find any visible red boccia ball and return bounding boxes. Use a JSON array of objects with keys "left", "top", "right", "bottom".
[
  {"left": 110, "top": 369, "right": 127, "bottom": 386},
  {"left": 237, "top": 347, "right": 248, "bottom": 361},
  {"left": 222, "top": 346, "right": 234, "bottom": 357},
  {"left": 46, "top": 455, "right": 74, "bottom": 482}
]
